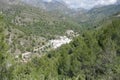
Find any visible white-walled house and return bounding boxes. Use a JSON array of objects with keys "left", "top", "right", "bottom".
[{"left": 50, "top": 36, "right": 72, "bottom": 49}]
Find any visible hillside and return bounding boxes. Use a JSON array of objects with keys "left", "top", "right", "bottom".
[
  {"left": 0, "top": 0, "right": 82, "bottom": 56},
  {"left": 72, "top": 4, "right": 120, "bottom": 29},
  {"left": 0, "top": 0, "right": 120, "bottom": 80},
  {"left": 1, "top": 2, "right": 82, "bottom": 38},
  {"left": 1, "top": 12, "right": 120, "bottom": 79},
  {"left": 1, "top": 0, "right": 120, "bottom": 38},
  {"left": 0, "top": 13, "right": 47, "bottom": 58}
]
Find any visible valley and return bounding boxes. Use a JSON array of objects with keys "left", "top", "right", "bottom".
[
  {"left": 20, "top": 30, "right": 78, "bottom": 62},
  {"left": 0, "top": 0, "right": 120, "bottom": 80}
]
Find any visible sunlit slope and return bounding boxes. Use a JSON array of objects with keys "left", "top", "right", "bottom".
[{"left": 5, "top": 14, "right": 120, "bottom": 80}]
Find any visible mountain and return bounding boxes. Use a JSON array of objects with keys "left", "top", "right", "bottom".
[
  {"left": 1, "top": 0, "right": 120, "bottom": 80},
  {"left": 21, "top": 0, "right": 120, "bottom": 28},
  {"left": 1, "top": 11, "right": 120, "bottom": 79},
  {"left": 0, "top": 0, "right": 21, "bottom": 5},
  {"left": 22, "top": 0, "right": 68, "bottom": 10},
  {"left": 71, "top": 4, "right": 120, "bottom": 29},
  {"left": 87, "top": 4, "right": 120, "bottom": 27},
  {"left": 0, "top": 0, "right": 83, "bottom": 56},
  {"left": 0, "top": 0, "right": 120, "bottom": 55}
]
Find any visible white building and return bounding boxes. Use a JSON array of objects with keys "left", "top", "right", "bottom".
[{"left": 50, "top": 36, "right": 72, "bottom": 49}]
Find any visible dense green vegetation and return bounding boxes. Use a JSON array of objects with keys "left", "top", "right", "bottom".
[
  {"left": 1, "top": 1, "right": 120, "bottom": 80},
  {"left": 0, "top": 14, "right": 13, "bottom": 80},
  {"left": 1, "top": 15, "right": 120, "bottom": 80},
  {"left": 1, "top": 1, "right": 120, "bottom": 39},
  {"left": 1, "top": 4, "right": 82, "bottom": 39}
]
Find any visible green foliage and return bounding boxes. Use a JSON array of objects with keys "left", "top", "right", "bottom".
[
  {"left": 1, "top": 5, "right": 120, "bottom": 79},
  {"left": 0, "top": 14, "right": 13, "bottom": 80},
  {"left": 5, "top": 17, "right": 120, "bottom": 80}
]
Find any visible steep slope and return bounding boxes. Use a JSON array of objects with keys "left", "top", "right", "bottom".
[
  {"left": 0, "top": 13, "right": 47, "bottom": 58},
  {"left": 3, "top": 13, "right": 120, "bottom": 80},
  {"left": 0, "top": 3, "right": 82, "bottom": 61},
  {"left": 0, "top": 0, "right": 120, "bottom": 79},
  {"left": 21, "top": 0, "right": 120, "bottom": 28},
  {"left": 0, "top": 14, "right": 10, "bottom": 80},
  {"left": 22, "top": 0, "right": 69, "bottom": 11},
  {"left": 0, "top": 1, "right": 82, "bottom": 38},
  {"left": 1, "top": 0, "right": 120, "bottom": 56},
  {"left": 2, "top": 0, "right": 120, "bottom": 36},
  {"left": 71, "top": 4, "right": 120, "bottom": 29}
]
